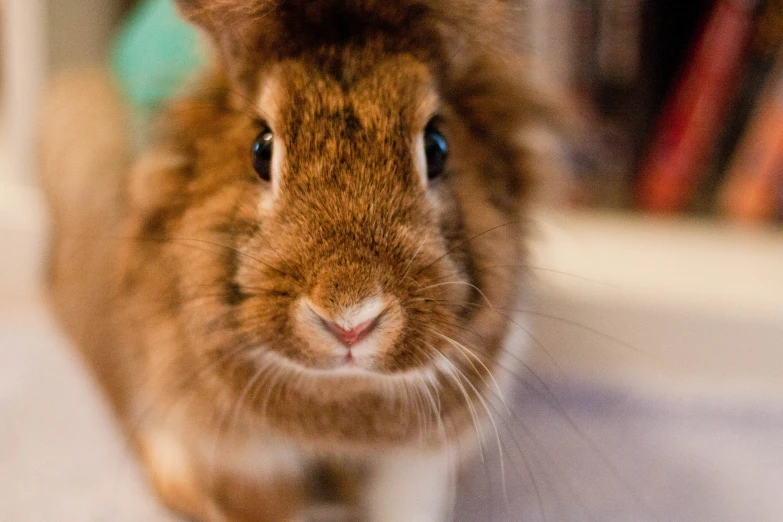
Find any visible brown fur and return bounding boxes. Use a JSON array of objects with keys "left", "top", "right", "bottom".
[{"left": 41, "top": 1, "right": 556, "bottom": 520}]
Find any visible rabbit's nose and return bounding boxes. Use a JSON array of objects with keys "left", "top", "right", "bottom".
[
  {"left": 322, "top": 316, "right": 378, "bottom": 347},
  {"left": 307, "top": 297, "right": 384, "bottom": 347}
]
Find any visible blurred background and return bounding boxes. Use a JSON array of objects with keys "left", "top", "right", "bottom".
[
  {"left": 5, "top": 0, "right": 783, "bottom": 220},
  {"left": 1, "top": 0, "right": 782, "bottom": 521}
]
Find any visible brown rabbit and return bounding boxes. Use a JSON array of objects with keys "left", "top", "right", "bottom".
[{"left": 40, "top": 1, "right": 560, "bottom": 520}]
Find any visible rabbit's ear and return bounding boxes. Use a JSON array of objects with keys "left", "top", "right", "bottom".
[
  {"left": 173, "top": 0, "right": 279, "bottom": 89},
  {"left": 173, "top": 1, "right": 277, "bottom": 31},
  {"left": 171, "top": 0, "right": 521, "bottom": 92}
]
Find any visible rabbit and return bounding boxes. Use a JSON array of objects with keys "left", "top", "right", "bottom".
[{"left": 40, "top": 1, "right": 563, "bottom": 520}]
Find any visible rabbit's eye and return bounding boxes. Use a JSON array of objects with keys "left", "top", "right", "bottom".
[
  {"left": 251, "top": 128, "right": 274, "bottom": 181},
  {"left": 424, "top": 124, "right": 448, "bottom": 180}
]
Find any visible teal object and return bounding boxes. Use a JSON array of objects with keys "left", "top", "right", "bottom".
[{"left": 111, "top": 0, "right": 206, "bottom": 114}]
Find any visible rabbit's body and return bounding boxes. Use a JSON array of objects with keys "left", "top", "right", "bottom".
[{"left": 42, "top": 1, "right": 552, "bottom": 520}]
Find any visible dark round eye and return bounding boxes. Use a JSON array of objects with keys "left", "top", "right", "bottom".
[
  {"left": 251, "top": 128, "right": 274, "bottom": 181},
  {"left": 424, "top": 124, "right": 448, "bottom": 180}
]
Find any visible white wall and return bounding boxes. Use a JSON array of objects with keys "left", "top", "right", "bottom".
[
  {"left": 1, "top": 0, "right": 118, "bottom": 188},
  {"left": 2, "top": 0, "right": 47, "bottom": 187}
]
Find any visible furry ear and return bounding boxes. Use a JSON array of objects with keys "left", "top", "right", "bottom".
[
  {"left": 172, "top": 0, "right": 280, "bottom": 89},
  {"left": 171, "top": 0, "right": 525, "bottom": 94},
  {"left": 173, "top": 0, "right": 277, "bottom": 31}
]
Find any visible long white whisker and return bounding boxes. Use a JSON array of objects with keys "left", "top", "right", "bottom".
[
  {"left": 256, "top": 363, "right": 286, "bottom": 420},
  {"left": 440, "top": 353, "right": 509, "bottom": 510},
  {"left": 424, "top": 344, "right": 485, "bottom": 461},
  {"left": 414, "top": 280, "right": 495, "bottom": 311},
  {"left": 400, "top": 237, "right": 428, "bottom": 284},
  {"left": 229, "top": 359, "right": 272, "bottom": 436},
  {"left": 404, "top": 378, "right": 424, "bottom": 444},
  {"left": 416, "top": 349, "right": 448, "bottom": 444},
  {"left": 408, "top": 353, "right": 437, "bottom": 441},
  {"left": 429, "top": 328, "right": 509, "bottom": 413}
]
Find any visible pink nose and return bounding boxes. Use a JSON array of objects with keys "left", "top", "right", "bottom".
[{"left": 321, "top": 317, "right": 378, "bottom": 347}]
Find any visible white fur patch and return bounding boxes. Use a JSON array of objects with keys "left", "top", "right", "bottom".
[
  {"left": 207, "top": 436, "right": 305, "bottom": 481},
  {"left": 141, "top": 421, "right": 305, "bottom": 486},
  {"left": 414, "top": 131, "right": 428, "bottom": 187},
  {"left": 141, "top": 429, "right": 194, "bottom": 487},
  {"left": 367, "top": 448, "right": 455, "bottom": 522},
  {"left": 334, "top": 296, "right": 385, "bottom": 332}
]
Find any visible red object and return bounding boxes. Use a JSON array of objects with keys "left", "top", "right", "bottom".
[
  {"left": 637, "top": 0, "right": 758, "bottom": 212},
  {"left": 720, "top": 49, "right": 783, "bottom": 223}
]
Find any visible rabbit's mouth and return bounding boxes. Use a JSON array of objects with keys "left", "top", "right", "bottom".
[
  {"left": 288, "top": 294, "right": 413, "bottom": 375},
  {"left": 250, "top": 341, "right": 440, "bottom": 386}
]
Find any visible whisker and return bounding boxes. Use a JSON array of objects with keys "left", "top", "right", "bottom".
[
  {"left": 426, "top": 324, "right": 589, "bottom": 521},
  {"left": 65, "top": 232, "right": 299, "bottom": 282},
  {"left": 428, "top": 263, "right": 615, "bottom": 288},
  {"left": 422, "top": 286, "right": 655, "bottom": 363},
  {"left": 413, "top": 219, "right": 524, "bottom": 278},
  {"left": 228, "top": 358, "right": 273, "bottom": 439},
  {"left": 489, "top": 391, "right": 599, "bottom": 522},
  {"left": 422, "top": 345, "right": 485, "bottom": 460},
  {"left": 416, "top": 294, "right": 566, "bottom": 372},
  {"left": 428, "top": 326, "right": 508, "bottom": 413},
  {"left": 398, "top": 237, "right": 429, "bottom": 287},
  {"left": 428, "top": 343, "right": 513, "bottom": 519},
  {"left": 424, "top": 314, "right": 651, "bottom": 519},
  {"left": 165, "top": 236, "right": 300, "bottom": 281},
  {"left": 124, "top": 342, "right": 250, "bottom": 436},
  {"left": 434, "top": 299, "right": 665, "bottom": 365},
  {"left": 482, "top": 391, "right": 550, "bottom": 522},
  {"left": 480, "top": 303, "right": 660, "bottom": 363}
]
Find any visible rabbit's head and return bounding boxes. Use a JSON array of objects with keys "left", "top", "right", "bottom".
[{"left": 125, "top": 0, "right": 549, "bottom": 448}]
